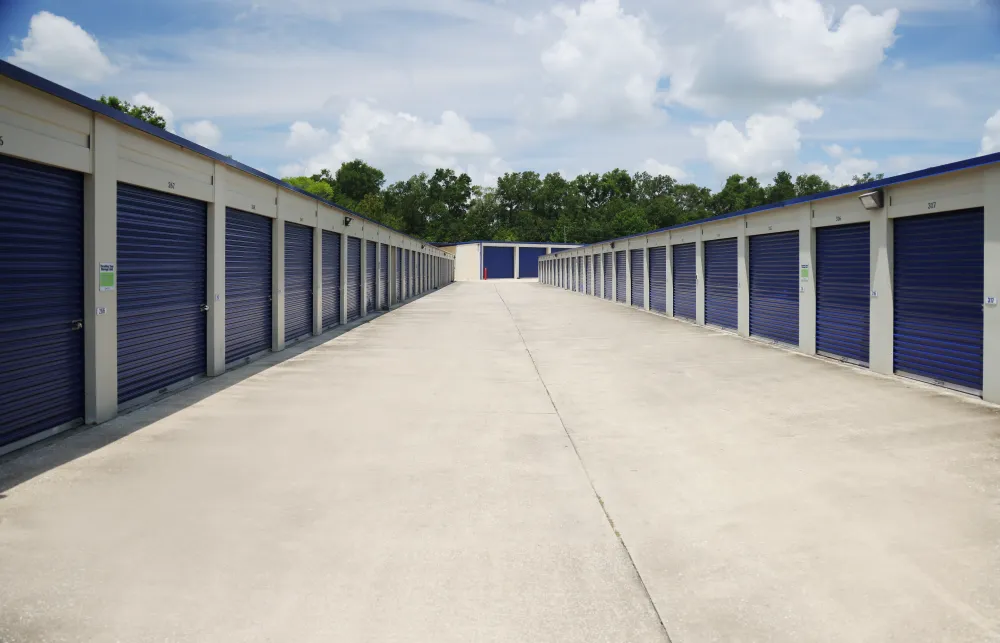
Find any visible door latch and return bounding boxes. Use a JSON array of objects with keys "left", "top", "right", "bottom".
[
  {"left": 200, "top": 304, "right": 210, "bottom": 312},
  {"left": 70, "top": 319, "right": 83, "bottom": 331}
]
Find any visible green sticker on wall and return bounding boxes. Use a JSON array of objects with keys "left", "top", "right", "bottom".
[{"left": 99, "top": 263, "right": 115, "bottom": 291}]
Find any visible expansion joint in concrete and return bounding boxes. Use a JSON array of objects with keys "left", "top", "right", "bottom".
[{"left": 493, "top": 285, "right": 674, "bottom": 643}]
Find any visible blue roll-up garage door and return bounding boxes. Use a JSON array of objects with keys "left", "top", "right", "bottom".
[
  {"left": 483, "top": 246, "right": 515, "bottom": 280},
  {"left": 380, "top": 244, "right": 389, "bottom": 309},
  {"left": 673, "top": 242, "right": 697, "bottom": 320},
  {"left": 649, "top": 247, "right": 667, "bottom": 314},
  {"left": 403, "top": 249, "right": 411, "bottom": 298},
  {"left": 894, "top": 209, "right": 984, "bottom": 393},
  {"left": 816, "top": 223, "right": 870, "bottom": 364},
  {"left": 284, "top": 222, "right": 313, "bottom": 343},
  {"left": 518, "top": 247, "right": 546, "bottom": 279},
  {"left": 395, "top": 247, "right": 402, "bottom": 302},
  {"left": 615, "top": 251, "right": 627, "bottom": 303},
  {"left": 704, "top": 238, "right": 738, "bottom": 330},
  {"left": 749, "top": 231, "right": 799, "bottom": 346},
  {"left": 630, "top": 249, "right": 645, "bottom": 308},
  {"left": 577, "top": 257, "right": 584, "bottom": 292},
  {"left": 586, "top": 256, "right": 593, "bottom": 294},
  {"left": 604, "top": 253, "right": 613, "bottom": 300},
  {"left": 346, "top": 237, "right": 362, "bottom": 321},
  {"left": 322, "top": 230, "right": 341, "bottom": 330},
  {"left": 225, "top": 208, "right": 272, "bottom": 363},
  {"left": 0, "top": 155, "right": 84, "bottom": 449},
  {"left": 366, "top": 241, "right": 377, "bottom": 313},
  {"left": 408, "top": 251, "right": 415, "bottom": 295},
  {"left": 118, "top": 183, "right": 207, "bottom": 404}
]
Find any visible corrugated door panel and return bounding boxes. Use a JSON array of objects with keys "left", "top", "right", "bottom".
[
  {"left": 225, "top": 208, "right": 272, "bottom": 363},
  {"left": 322, "top": 230, "right": 341, "bottom": 329},
  {"left": 346, "top": 237, "right": 362, "bottom": 321},
  {"left": 578, "top": 257, "right": 585, "bottom": 292},
  {"left": 704, "top": 238, "right": 738, "bottom": 330},
  {"left": 403, "top": 249, "right": 410, "bottom": 298},
  {"left": 615, "top": 251, "right": 627, "bottom": 302},
  {"left": 518, "top": 247, "right": 546, "bottom": 279},
  {"left": 816, "top": 224, "right": 870, "bottom": 363},
  {"left": 586, "top": 256, "right": 593, "bottom": 294},
  {"left": 395, "top": 247, "right": 402, "bottom": 301},
  {"left": 604, "top": 253, "right": 613, "bottom": 300},
  {"left": 365, "top": 240, "right": 377, "bottom": 312},
  {"left": 408, "top": 251, "right": 415, "bottom": 295},
  {"left": 648, "top": 247, "right": 667, "bottom": 313},
  {"left": 284, "top": 222, "right": 313, "bottom": 342},
  {"left": 630, "top": 249, "right": 645, "bottom": 308},
  {"left": 380, "top": 244, "right": 389, "bottom": 309},
  {"left": 894, "top": 209, "right": 984, "bottom": 392},
  {"left": 0, "top": 155, "right": 84, "bottom": 448},
  {"left": 749, "top": 231, "right": 799, "bottom": 345},
  {"left": 673, "top": 242, "right": 697, "bottom": 320},
  {"left": 117, "top": 183, "right": 206, "bottom": 404}
]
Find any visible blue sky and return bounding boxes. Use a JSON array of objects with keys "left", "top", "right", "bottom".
[{"left": 4, "top": 0, "right": 1000, "bottom": 190}]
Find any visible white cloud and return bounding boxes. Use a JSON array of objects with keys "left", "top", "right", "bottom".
[
  {"left": 132, "top": 92, "right": 176, "bottom": 132},
  {"left": 980, "top": 110, "right": 1000, "bottom": 155},
  {"left": 7, "top": 11, "right": 117, "bottom": 84},
  {"left": 805, "top": 144, "right": 880, "bottom": 185},
  {"left": 694, "top": 101, "right": 823, "bottom": 176},
  {"left": 643, "top": 158, "right": 688, "bottom": 180},
  {"left": 540, "top": 0, "right": 664, "bottom": 122},
  {"left": 668, "top": 0, "right": 899, "bottom": 110},
  {"left": 282, "top": 100, "right": 498, "bottom": 179},
  {"left": 286, "top": 121, "right": 331, "bottom": 151},
  {"left": 181, "top": 120, "right": 222, "bottom": 148}
]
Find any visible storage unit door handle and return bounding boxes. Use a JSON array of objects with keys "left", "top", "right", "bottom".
[{"left": 70, "top": 320, "right": 83, "bottom": 331}]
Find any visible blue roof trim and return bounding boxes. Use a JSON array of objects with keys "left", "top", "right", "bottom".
[
  {"left": 433, "top": 240, "right": 582, "bottom": 247},
  {"left": 0, "top": 61, "right": 447, "bottom": 252},
  {"left": 545, "top": 151, "right": 1000, "bottom": 256}
]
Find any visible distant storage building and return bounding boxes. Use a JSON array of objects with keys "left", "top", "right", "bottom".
[{"left": 436, "top": 241, "right": 581, "bottom": 281}]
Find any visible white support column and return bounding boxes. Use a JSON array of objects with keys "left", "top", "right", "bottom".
[
  {"left": 984, "top": 166, "right": 1000, "bottom": 403},
  {"left": 340, "top": 233, "right": 348, "bottom": 325},
  {"left": 206, "top": 164, "right": 226, "bottom": 376},
  {"left": 271, "top": 219, "right": 285, "bottom": 352},
  {"left": 737, "top": 221, "right": 750, "bottom": 337},
  {"left": 312, "top": 225, "right": 322, "bottom": 335},
  {"left": 695, "top": 236, "right": 706, "bottom": 325},
  {"left": 799, "top": 208, "right": 817, "bottom": 355},
  {"left": 665, "top": 241, "right": 674, "bottom": 317},
  {"left": 514, "top": 246, "right": 520, "bottom": 279},
  {"left": 83, "top": 115, "right": 119, "bottom": 424},
  {"left": 869, "top": 207, "right": 893, "bottom": 375}
]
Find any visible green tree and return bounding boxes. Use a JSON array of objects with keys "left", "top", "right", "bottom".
[
  {"left": 851, "top": 172, "right": 885, "bottom": 185},
  {"left": 99, "top": 95, "right": 168, "bottom": 129},
  {"left": 335, "top": 160, "right": 386, "bottom": 204},
  {"left": 766, "top": 171, "right": 797, "bottom": 204},
  {"left": 283, "top": 176, "right": 336, "bottom": 202},
  {"left": 794, "top": 174, "right": 836, "bottom": 197}
]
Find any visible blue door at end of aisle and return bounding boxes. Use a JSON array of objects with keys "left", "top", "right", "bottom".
[
  {"left": 483, "top": 246, "right": 515, "bottom": 279},
  {"left": 518, "top": 247, "right": 546, "bottom": 278}
]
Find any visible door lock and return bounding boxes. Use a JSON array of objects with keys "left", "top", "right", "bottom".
[
  {"left": 70, "top": 319, "right": 83, "bottom": 331},
  {"left": 200, "top": 304, "right": 210, "bottom": 312}
]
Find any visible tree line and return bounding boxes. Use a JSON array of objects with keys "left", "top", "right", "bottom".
[
  {"left": 97, "top": 95, "right": 883, "bottom": 244},
  {"left": 283, "top": 161, "right": 883, "bottom": 244}
]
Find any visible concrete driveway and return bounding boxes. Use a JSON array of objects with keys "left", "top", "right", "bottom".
[{"left": 1, "top": 281, "right": 999, "bottom": 642}]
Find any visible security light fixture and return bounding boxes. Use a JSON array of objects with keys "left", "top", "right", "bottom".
[
  {"left": 610, "top": 242, "right": 616, "bottom": 249},
  {"left": 344, "top": 216, "right": 353, "bottom": 226},
  {"left": 858, "top": 189, "right": 884, "bottom": 211}
]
